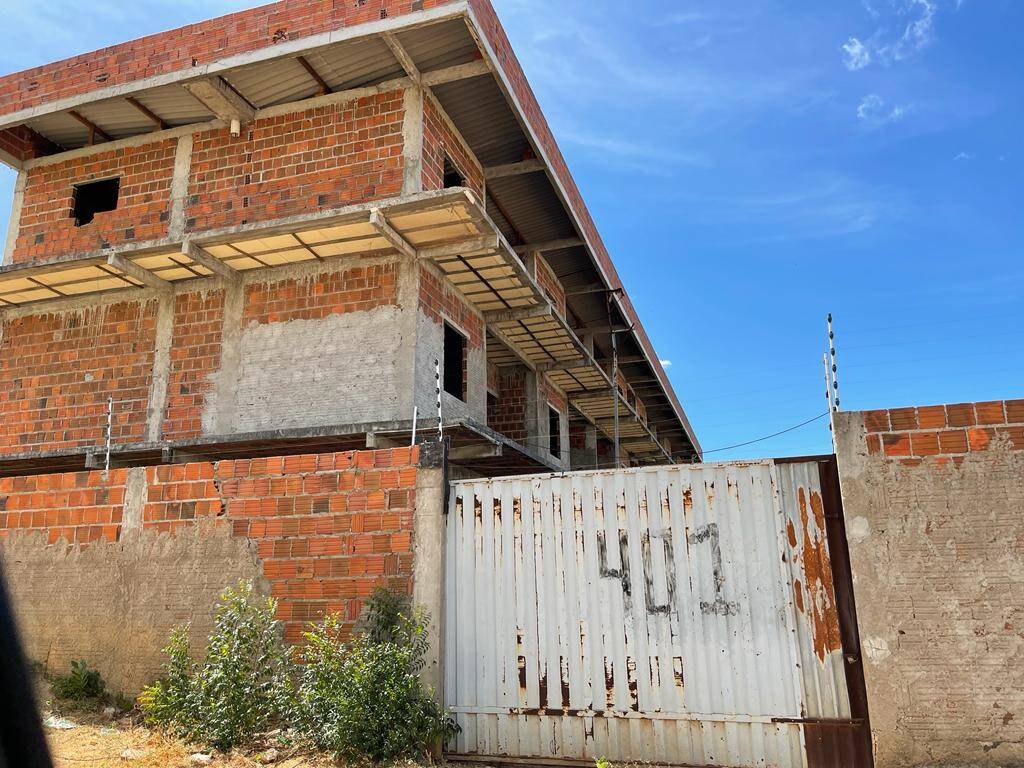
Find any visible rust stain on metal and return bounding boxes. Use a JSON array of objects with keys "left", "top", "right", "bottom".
[
  {"left": 604, "top": 658, "right": 615, "bottom": 709},
  {"left": 793, "top": 578, "right": 805, "bottom": 614},
  {"left": 787, "top": 519, "right": 798, "bottom": 548},
  {"left": 672, "top": 656, "right": 684, "bottom": 693},
  {"left": 797, "top": 486, "right": 843, "bottom": 662},
  {"left": 518, "top": 655, "right": 527, "bottom": 692},
  {"left": 682, "top": 487, "right": 693, "bottom": 514},
  {"left": 560, "top": 655, "right": 571, "bottom": 708},
  {"left": 626, "top": 656, "right": 639, "bottom": 710}
]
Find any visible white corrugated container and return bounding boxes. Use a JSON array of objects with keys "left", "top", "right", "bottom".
[{"left": 444, "top": 460, "right": 852, "bottom": 767}]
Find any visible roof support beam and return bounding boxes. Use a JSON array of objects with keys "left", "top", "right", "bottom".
[
  {"left": 124, "top": 97, "right": 167, "bottom": 130},
  {"left": 106, "top": 253, "right": 171, "bottom": 292},
  {"left": 418, "top": 235, "right": 500, "bottom": 261},
  {"left": 182, "top": 241, "right": 240, "bottom": 282},
  {"left": 68, "top": 111, "right": 112, "bottom": 144},
  {"left": 296, "top": 56, "right": 331, "bottom": 95},
  {"left": 420, "top": 59, "right": 490, "bottom": 87},
  {"left": 182, "top": 77, "right": 256, "bottom": 130},
  {"left": 513, "top": 237, "right": 585, "bottom": 255},
  {"left": 382, "top": 33, "right": 421, "bottom": 84},
  {"left": 484, "top": 303, "right": 553, "bottom": 324},
  {"left": 484, "top": 159, "right": 545, "bottom": 180},
  {"left": 369, "top": 210, "right": 417, "bottom": 260}
]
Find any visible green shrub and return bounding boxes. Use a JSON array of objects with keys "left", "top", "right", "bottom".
[
  {"left": 292, "top": 589, "right": 458, "bottom": 762},
  {"left": 51, "top": 660, "right": 106, "bottom": 701},
  {"left": 140, "top": 582, "right": 291, "bottom": 751}
]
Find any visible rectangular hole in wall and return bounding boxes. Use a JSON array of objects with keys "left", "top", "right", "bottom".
[
  {"left": 443, "top": 155, "right": 466, "bottom": 189},
  {"left": 444, "top": 322, "right": 467, "bottom": 401},
  {"left": 72, "top": 178, "right": 120, "bottom": 226},
  {"left": 549, "top": 405, "right": 561, "bottom": 457}
]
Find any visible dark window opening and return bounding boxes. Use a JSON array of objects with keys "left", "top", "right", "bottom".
[
  {"left": 72, "top": 178, "right": 120, "bottom": 226},
  {"left": 443, "top": 156, "right": 466, "bottom": 189},
  {"left": 549, "top": 405, "right": 562, "bottom": 457},
  {"left": 444, "top": 322, "right": 467, "bottom": 401}
]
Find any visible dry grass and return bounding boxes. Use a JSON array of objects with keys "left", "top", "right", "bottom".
[{"left": 44, "top": 709, "right": 336, "bottom": 768}]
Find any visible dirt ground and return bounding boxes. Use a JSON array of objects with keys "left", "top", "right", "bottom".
[{"left": 44, "top": 709, "right": 337, "bottom": 768}]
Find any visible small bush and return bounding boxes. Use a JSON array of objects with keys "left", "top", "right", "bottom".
[
  {"left": 51, "top": 660, "right": 106, "bottom": 701},
  {"left": 140, "top": 582, "right": 291, "bottom": 751},
  {"left": 292, "top": 589, "right": 458, "bottom": 761}
]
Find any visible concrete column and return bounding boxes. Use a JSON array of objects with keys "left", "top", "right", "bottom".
[
  {"left": 401, "top": 86, "right": 425, "bottom": 196},
  {"left": 411, "top": 441, "right": 447, "bottom": 701},
  {"left": 144, "top": 294, "right": 175, "bottom": 443},
  {"left": 210, "top": 281, "right": 245, "bottom": 435},
  {"left": 168, "top": 135, "right": 193, "bottom": 239},
  {"left": 2, "top": 169, "right": 27, "bottom": 265}
]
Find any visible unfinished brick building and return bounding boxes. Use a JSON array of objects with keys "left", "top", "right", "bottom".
[
  {"left": 0, "top": 0, "right": 699, "bottom": 477},
  {"left": 0, "top": 0, "right": 699, "bottom": 693}
]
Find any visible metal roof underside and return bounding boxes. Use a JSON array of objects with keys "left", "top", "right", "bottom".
[{"left": 0, "top": 11, "right": 698, "bottom": 462}]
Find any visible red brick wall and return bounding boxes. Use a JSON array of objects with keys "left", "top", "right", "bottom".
[
  {"left": 11, "top": 140, "right": 178, "bottom": 263},
  {"left": 534, "top": 254, "right": 566, "bottom": 319},
  {"left": 488, "top": 366, "right": 527, "bottom": 442},
  {"left": 0, "top": 447, "right": 419, "bottom": 644},
  {"left": 163, "top": 290, "right": 226, "bottom": 441},
  {"left": 245, "top": 263, "right": 399, "bottom": 325},
  {"left": 422, "top": 96, "right": 484, "bottom": 198},
  {"left": 862, "top": 399, "right": 1024, "bottom": 465},
  {"left": 0, "top": 302, "right": 157, "bottom": 454},
  {"left": 186, "top": 94, "right": 406, "bottom": 232},
  {"left": 418, "top": 264, "right": 483, "bottom": 349},
  {"left": 0, "top": 0, "right": 457, "bottom": 123},
  {"left": 0, "top": 469, "right": 127, "bottom": 546}
]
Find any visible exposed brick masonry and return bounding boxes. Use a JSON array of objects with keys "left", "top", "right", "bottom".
[
  {"left": 0, "top": 301, "right": 158, "bottom": 453},
  {"left": 863, "top": 399, "right": 1024, "bottom": 463},
  {"left": 421, "top": 95, "right": 484, "bottom": 198},
  {"left": 0, "top": 447, "right": 419, "bottom": 645},
  {"left": 187, "top": 94, "right": 406, "bottom": 232},
  {"left": 12, "top": 140, "right": 178, "bottom": 263}
]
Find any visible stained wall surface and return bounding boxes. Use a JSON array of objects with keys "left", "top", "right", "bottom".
[{"left": 834, "top": 401, "right": 1024, "bottom": 767}]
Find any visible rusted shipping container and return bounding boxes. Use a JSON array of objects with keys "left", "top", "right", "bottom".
[{"left": 444, "top": 459, "right": 869, "bottom": 767}]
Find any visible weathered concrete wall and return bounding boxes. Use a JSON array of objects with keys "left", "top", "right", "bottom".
[
  {"left": 0, "top": 447, "right": 427, "bottom": 694},
  {"left": 834, "top": 400, "right": 1024, "bottom": 767}
]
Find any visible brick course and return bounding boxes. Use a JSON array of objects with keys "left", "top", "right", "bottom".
[
  {"left": 12, "top": 140, "right": 178, "bottom": 263},
  {"left": 0, "top": 301, "right": 157, "bottom": 454},
  {"left": 0, "top": 447, "right": 419, "bottom": 647},
  {"left": 421, "top": 95, "right": 484, "bottom": 198},
  {"left": 186, "top": 94, "right": 406, "bottom": 232}
]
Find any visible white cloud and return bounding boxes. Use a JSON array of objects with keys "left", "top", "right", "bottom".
[
  {"left": 953, "top": 151, "right": 974, "bottom": 161},
  {"left": 660, "top": 360, "right": 674, "bottom": 368},
  {"left": 841, "top": 0, "right": 941, "bottom": 70},
  {"left": 843, "top": 37, "right": 872, "bottom": 70},
  {"left": 857, "top": 93, "right": 910, "bottom": 124}
]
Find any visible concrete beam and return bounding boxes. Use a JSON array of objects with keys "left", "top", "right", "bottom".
[
  {"left": 420, "top": 59, "right": 490, "bottom": 87},
  {"left": 484, "top": 303, "right": 553, "bottom": 324},
  {"left": 369, "top": 209, "right": 417, "bottom": 260},
  {"left": 484, "top": 159, "right": 544, "bottom": 180},
  {"left": 513, "top": 237, "right": 585, "bottom": 255},
  {"left": 449, "top": 444, "right": 503, "bottom": 461},
  {"left": 125, "top": 97, "right": 167, "bottom": 130},
  {"left": 382, "top": 32, "right": 421, "bottom": 84},
  {"left": 183, "top": 77, "right": 256, "bottom": 129},
  {"left": 182, "top": 241, "right": 239, "bottom": 282},
  {"left": 419, "top": 235, "right": 500, "bottom": 261},
  {"left": 106, "top": 253, "right": 171, "bottom": 292}
]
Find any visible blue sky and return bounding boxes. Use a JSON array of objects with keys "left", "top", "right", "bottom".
[{"left": 0, "top": 0, "right": 1021, "bottom": 460}]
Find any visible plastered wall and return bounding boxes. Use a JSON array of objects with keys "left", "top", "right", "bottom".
[
  {"left": 0, "top": 447, "right": 423, "bottom": 693},
  {"left": 834, "top": 401, "right": 1024, "bottom": 767}
]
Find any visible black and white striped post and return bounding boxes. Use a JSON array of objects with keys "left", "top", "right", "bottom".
[{"left": 827, "top": 313, "right": 840, "bottom": 412}]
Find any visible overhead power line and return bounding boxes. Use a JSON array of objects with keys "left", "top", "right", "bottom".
[{"left": 699, "top": 412, "right": 830, "bottom": 457}]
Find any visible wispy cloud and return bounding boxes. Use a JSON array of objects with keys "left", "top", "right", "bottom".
[
  {"left": 840, "top": 0, "right": 942, "bottom": 71},
  {"left": 556, "top": 127, "right": 712, "bottom": 173},
  {"left": 843, "top": 38, "right": 873, "bottom": 70},
  {"left": 953, "top": 151, "right": 974, "bottom": 161},
  {"left": 660, "top": 360, "right": 674, "bottom": 368},
  {"left": 857, "top": 93, "right": 910, "bottom": 125}
]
